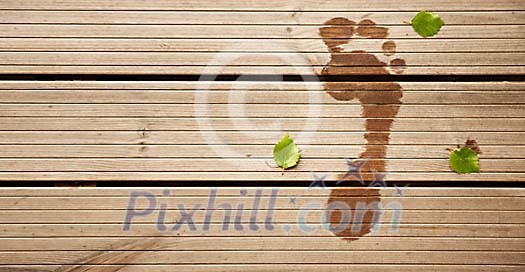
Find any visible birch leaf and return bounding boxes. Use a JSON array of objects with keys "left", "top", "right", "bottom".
[
  {"left": 450, "top": 146, "right": 480, "bottom": 174},
  {"left": 273, "top": 133, "right": 301, "bottom": 173},
  {"left": 412, "top": 11, "right": 444, "bottom": 37}
]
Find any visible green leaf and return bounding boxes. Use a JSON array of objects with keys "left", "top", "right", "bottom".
[
  {"left": 411, "top": 11, "right": 444, "bottom": 37},
  {"left": 273, "top": 133, "right": 301, "bottom": 173},
  {"left": 449, "top": 147, "right": 480, "bottom": 174}
]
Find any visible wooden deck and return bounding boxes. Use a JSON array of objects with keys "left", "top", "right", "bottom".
[{"left": 0, "top": 0, "right": 524, "bottom": 271}]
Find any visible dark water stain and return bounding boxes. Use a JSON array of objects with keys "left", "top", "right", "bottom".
[
  {"left": 318, "top": 17, "right": 356, "bottom": 53},
  {"left": 382, "top": 41, "right": 396, "bottom": 56},
  {"left": 329, "top": 51, "right": 390, "bottom": 67},
  {"left": 390, "top": 58, "right": 407, "bottom": 74},
  {"left": 356, "top": 19, "right": 388, "bottom": 38},
  {"left": 320, "top": 17, "right": 403, "bottom": 179},
  {"left": 319, "top": 18, "right": 405, "bottom": 241},
  {"left": 326, "top": 188, "right": 381, "bottom": 241},
  {"left": 464, "top": 138, "right": 482, "bottom": 155}
]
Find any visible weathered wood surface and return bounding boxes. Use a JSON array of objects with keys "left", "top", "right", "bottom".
[
  {"left": 0, "top": 0, "right": 524, "bottom": 271},
  {"left": 0, "top": 188, "right": 522, "bottom": 271}
]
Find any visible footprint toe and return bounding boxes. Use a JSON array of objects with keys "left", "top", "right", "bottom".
[
  {"left": 382, "top": 40, "right": 396, "bottom": 56},
  {"left": 390, "top": 58, "right": 407, "bottom": 74},
  {"left": 320, "top": 17, "right": 356, "bottom": 52},
  {"left": 357, "top": 19, "right": 388, "bottom": 38}
]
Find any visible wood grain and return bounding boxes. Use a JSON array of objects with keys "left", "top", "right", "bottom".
[
  {"left": 0, "top": 145, "right": 521, "bottom": 158},
  {"left": 0, "top": 0, "right": 524, "bottom": 270},
  {"left": 0, "top": 187, "right": 522, "bottom": 271},
  {"left": 0, "top": 11, "right": 523, "bottom": 25},
  {"left": 1, "top": 0, "right": 522, "bottom": 11}
]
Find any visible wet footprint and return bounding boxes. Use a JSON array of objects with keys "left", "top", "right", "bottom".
[
  {"left": 320, "top": 17, "right": 405, "bottom": 180},
  {"left": 319, "top": 18, "right": 406, "bottom": 241}
]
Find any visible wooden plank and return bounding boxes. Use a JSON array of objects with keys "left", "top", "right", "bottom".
[
  {"left": 1, "top": 39, "right": 524, "bottom": 53},
  {"left": 0, "top": 105, "right": 522, "bottom": 118},
  {"left": 0, "top": 188, "right": 521, "bottom": 197},
  {"left": 1, "top": 188, "right": 519, "bottom": 271},
  {"left": 0, "top": 81, "right": 521, "bottom": 91},
  {"left": 0, "top": 223, "right": 522, "bottom": 237},
  {"left": 0, "top": 117, "right": 522, "bottom": 131},
  {"left": 0, "top": 0, "right": 522, "bottom": 11},
  {"left": 1, "top": 90, "right": 524, "bottom": 104},
  {"left": 0, "top": 145, "right": 521, "bottom": 159},
  {"left": 0, "top": 52, "right": 525, "bottom": 67},
  {"left": 0, "top": 158, "right": 521, "bottom": 172},
  {"left": 1, "top": 237, "right": 523, "bottom": 251},
  {"left": 1, "top": 210, "right": 523, "bottom": 224},
  {"left": 0, "top": 251, "right": 523, "bottom": 265},
  {"left": 0, "top": 196, "right": 522, "bottom": 210},
  {"left": 0, "top": 52, "right": 523, "bottom": 66},
  {"left": 0, "top": 132, "right": 521, "bottom": 145},
  {"left": 0, "top": 25, "right": 522, "bottom": 39},
  {"left": 1, "top": 11, "right": 523, "bottom": 25}
]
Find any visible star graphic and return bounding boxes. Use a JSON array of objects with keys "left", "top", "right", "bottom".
[
  {"left": 336, "top": 158, "right": 367, "bottom": 185},
  {"left": 394, "top": 184, "right": 409, "bottom": 197},
  {"left": 368, "top": 171, "right": 387, "bottom": 188},
  {"left": 287, "top": 194, "right": 298, "bottom": 206},
  {"left": 308, "top": 172, "right": 328, "bottom": 190}
]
